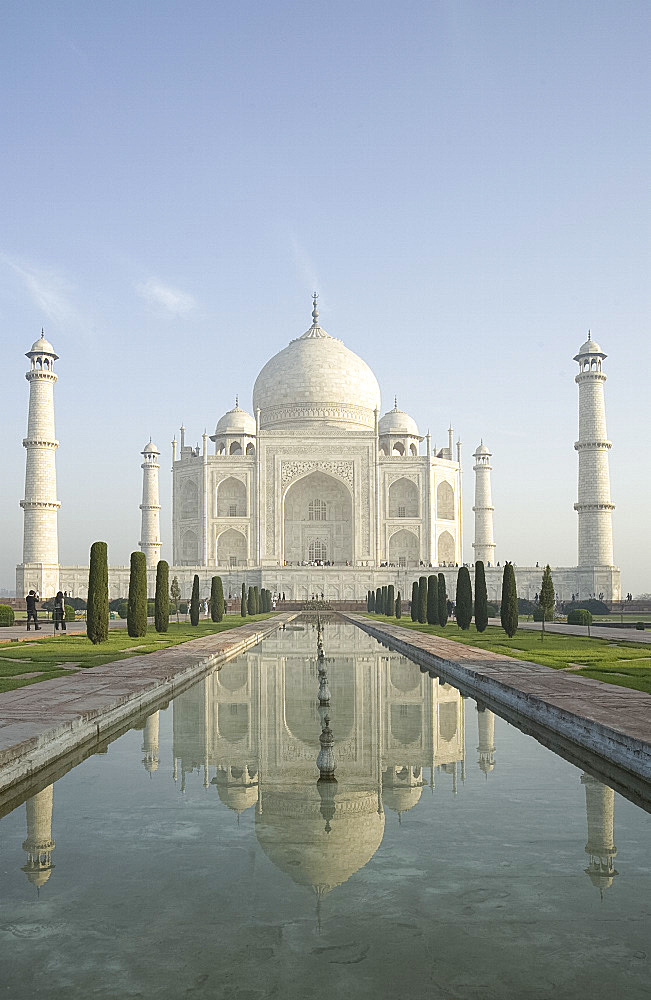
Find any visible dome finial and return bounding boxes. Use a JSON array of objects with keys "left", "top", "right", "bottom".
[
  {"left": 394, "top": 395, "right": 398, "bottom": 410},
  {"left": 235, "top": 394, "right": 239, "bottom": 408},
  {"left": 312, "top": 292, "right": 319, "bottom": 326}
]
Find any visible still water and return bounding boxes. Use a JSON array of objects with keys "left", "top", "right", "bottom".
[{"left": 0, "top": 622, "right": 649, "bottom": 999}]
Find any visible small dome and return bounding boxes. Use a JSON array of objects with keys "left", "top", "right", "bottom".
[
  {"left": 27, "top": 333, "right": 58, "bottom": 358},
  {"left": 382, "top": 784, "right": 424, "bottom": 815},
  {"left": 474, "top": 441, "right": 491, "bottom": 456},
  {"left": 214, "top": 782, "right": 257, "bottom": 814},
  {"left": 574, "top": 336, "right": 606, "bottom": 360},
  {"left": 378, "top": 401, "right": 420, "bottom": 438},
  {"left": 214, "top": 403, "right": 256, "bottom": 437},
  {"left": 142, "top": 440, "right": 159, "bottom": 454}
]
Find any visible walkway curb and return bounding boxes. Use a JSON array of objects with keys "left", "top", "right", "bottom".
[
  {"left": 0, "top": 616, "right": 292, "bottom": 795},
  {"left": 345, "top": 615, "right": 651, "bottom": 783}
]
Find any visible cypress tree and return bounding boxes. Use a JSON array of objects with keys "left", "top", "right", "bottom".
[
  {"left": 190, "top": 574, "right": 200, "bottom": 627},
  {"left": 437, "top": 573, "right": 448, "bottom": 627},
  {"left": 418, "top": 576, "right": 427, "bottom": 623},
  {"left": 455, "top": 566, "right": 473, "bottom": 630},
  {"left": 376, "top": 587, "right": 382, "bottom": 614},
  {"left": 87, "top": 541, "right": 109, "bottom": 644},
  {"left": 474, "top": 560, "right": 488, "bottom": 633},
  {"left": 210, "top": 575, "right": 224, "bottom": 622},
  {"left": 253, "top": 585, "right": 260, "bottom": 614},
  {"left": 500, "top": 562, "right": 518, "bottom": 638},
  {"left": 170, "top": 575, "right": 181, "bottom": 623},
  {"left": 366, "top": 590, "right": 371, "bottom": 612},
  {"left": 411, "top": 581, "right": 418, "bottom": 621},
  {"left": 395, "top": 592, "right": 402, "bottom": 619},
  {"left": 426, "top": 575, "right": 438, "bottom": 625},
  {"left": 247, "top": 586, "right": 255, "bottom": 615},
  {"left": 369, "top": 590, "right": 375, "bottom": 612},
  {"left": 382, "top": 586, "right": 388, "bottom": 615},
  {"left": 240, "top": 582, "right": 247, "bottom": 617},
  {"left": 155, "top": 560, "right": 169, "bottom": 633},
  {"left": 539, "top": 564, "right": 555, "bottom": 642},
  {"left": 386, "top": 584, "right": 395, "bottom": 617},
  {"left": 127, "top": 551, "right": 148, "bottom": 637}
]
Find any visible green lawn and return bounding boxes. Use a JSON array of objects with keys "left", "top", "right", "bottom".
[
  {"left": 0, "top": 615, "right": 275, "bottom": 693},
  {"left": 363, "top": 614, "right": 651, "bottom": 694}
]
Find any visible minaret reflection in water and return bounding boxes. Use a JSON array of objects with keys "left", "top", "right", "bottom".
[{"left": 21, "top": 784, "right": 55, "bottom": 891}]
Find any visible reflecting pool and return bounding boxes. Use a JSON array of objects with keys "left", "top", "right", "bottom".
[{"left": 0, "top": 622, "right": 649, "bottom": 999}]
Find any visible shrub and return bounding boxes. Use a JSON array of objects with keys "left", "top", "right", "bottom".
[
  {"left": 568, "top": 608, "right": 593, "bottom": 626},
  {"left": 87, "top": 541, "right": 109, "bottom": 644},
  {"left": 155, "top": 560, "right": 170, "bottom": 633},
  {"left": 0, "top": 604, "right": 15, "bottom": 626},
  {"left": 562, "top": 598, "right": 610, "bottom": 616},
  {"left": 190, "top": 575, "right": 200, "bottom": 626},
  {"left": 411, "top": 582, "right": 418, "bottom": 621},
  {"left": 127, "top": 551, "right": 148, "bottom": 638},
  {"left": 395, "top": 592, "right": 402, "bottom": 619},
  {"left": 64, "top": 604, "right": 75, "bottom": 622},
  {"left": 241, "top": 583, "right": 247, "bottom": 617},
  {"left": 179, "top": 601, "right": 188, "bottom": 614},
  {"left": 486, "top": 602, "right": 499, "bottom": 618},
  {"left": 418, "top": 577, "right": 427, "bottom": 623},
  {"left": 386, "top": 584, "right": 395, "bottom": 617},
  {"left": 455, "top": 566, "right": 473, "bottom": 630},
  {"left": 636, "top": 622, "right": 645, "bottom": 631},
  {"left": 500, "top": 562, "right": 518, "bottom": 638},
  {"left": 518, "top": 598, "right": 537, "bottom": 616},
  {"left": 209, "top": 576, "right": 224, "bottom": 622},
  {"left": 474, "top": 560, "right": 488, "bottom": 633},
  {"left": 170, "top": 576, "right": 181, "bottom": 621},
  {"left": 532, "top": 605, "right": 553, "bottom": 622},
  {"left": 437, "top": 573, "right": 447, "bottom": 627}
]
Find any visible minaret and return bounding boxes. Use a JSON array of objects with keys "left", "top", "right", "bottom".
[
  {"left": 476, "top": 704, "right": 496, "bottom": 774},
  {"left": 139, "top": 440, "right": 161, "bottom": 568},
  {"left": 19, "top": 332, "right": 61, "bottom": 597},
  {"left": 573, "top": 336, "right": 615, "bottom": 566},
  {"left": 142, "top": 710, "right": 160, "bottom": 773},
  {"left": 472, "top": 442, "right": 496, "bottom": 566},
  {"left": 22, "top": 784, "right": 56, "bottom": 889},
  {"left": 581, "top": 773, "right": 618, "bottom": 895}
]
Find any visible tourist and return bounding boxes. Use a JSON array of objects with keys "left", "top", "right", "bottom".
[
  {"left": 53, "top": 591, "right": 66, "bottom": 632},
  {"left": 25, "top": 590, "right": 41, "bottom": 631}
]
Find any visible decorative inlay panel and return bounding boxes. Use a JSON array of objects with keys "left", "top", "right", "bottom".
[{"left": 281, "top": 460, "right": 354, "bottom": 490}]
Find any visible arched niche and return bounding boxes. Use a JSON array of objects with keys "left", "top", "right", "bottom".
[
  {"left": 390, "top": 704, "right": 422, "bottom": 746},
  {"left": 181, "top": 529, "right": 198, "bottom": 563},
  {"left": 409, "top": 443, "right": 417, "bottom": 456},
  {"left": 217, "top": 658, "right": 249, "bottom": 692},
  {"left": 217, "top": 477, "right": 247, "bottom": 517},
  {"left": 392, "top": 441, "right": 405, "bottom": 456},
  {"left": 388, "top": 528, "right": 419, "bottom": 567},
  {"left": 246, "top": 442, "right": 255, "bottom": 455},
  {"left": 437, "top": 481, "right": 455, "bottom": 519},
  {"left": 180, "top": 479, "right": 199, "bottom": 519},
  {"left": 283, "top": 470, "right": 352, "bottom": 565},
  {"left": 439, "top": 701, "right": 458, "bottom": 742},
  {"left": 217, "top": 703, "right": 249, "bottom": 743},
  {"left": 438, "top": 530, "right": 455, "bottom": 564},
  {"left": 390, "top": 660, "right": 420, "bottom": 693},
  {"left": 389, "top": 477, "right": 418, "bottom": 518},
  {"left": 230, "top": 441, "right": 242, "bottom": 455},
  {"left": 217, "top": 527, "right": 247, "bottom": 567}
]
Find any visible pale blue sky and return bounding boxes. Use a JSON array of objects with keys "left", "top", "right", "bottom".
[{"left": 1, "top": 1, "right": 649, "bottom": 592}]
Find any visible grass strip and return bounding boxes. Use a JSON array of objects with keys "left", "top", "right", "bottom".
[
  {"left": 0, "top": 615, "right": 275, "bottom": 693},
  {"left": 362, "top": 615, "right": 651, "bottom": 695}
]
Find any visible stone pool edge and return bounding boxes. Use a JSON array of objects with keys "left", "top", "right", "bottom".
[
  {"left": 0, "top": 614, "right": 295, "bottom": 794},
  {"left": 344, "top": 614, "right": 651, "bottom": 783}
]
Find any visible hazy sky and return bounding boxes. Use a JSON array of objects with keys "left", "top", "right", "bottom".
[{"left": 1, "top": 1, "right": 649, "bottom": 593}]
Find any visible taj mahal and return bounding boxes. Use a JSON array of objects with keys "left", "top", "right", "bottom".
[{"left": 16, "top": 295, "right": 620, "bottom": 602}]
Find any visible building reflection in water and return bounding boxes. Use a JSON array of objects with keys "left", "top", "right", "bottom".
[
  {"left": 21, "top": 784, "right": 55, "bottom": 891},
  {"left": 15, "top": 626, "right": 623, "bottom": 901}
]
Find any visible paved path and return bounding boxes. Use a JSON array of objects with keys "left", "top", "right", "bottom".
[
  {"left": 517, "top": 620, "right": 651, "bottom": 643},
  {"left": 0, "top": 617, "right": 128, "bottom": 643},
  {"left": 0, "top": 615, "right": 291, "bottom": 794},
  {"left": 346, "top": 615, "right": 651, "bottom": 784}
]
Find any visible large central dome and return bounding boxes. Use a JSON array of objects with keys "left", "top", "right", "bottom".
[{"left": 252, "top": 298, "right": 381, "bottom": 430}]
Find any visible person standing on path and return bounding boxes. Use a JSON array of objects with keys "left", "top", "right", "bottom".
[
  {"left": 53, "top": 591, "right": 66, "bottom": 632},
  {"left": 25, "top": 590, "right": 41, "bottom": 631}
]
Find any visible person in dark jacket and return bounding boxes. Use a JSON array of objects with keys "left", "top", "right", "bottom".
[
  {"left": 53, "top": 591, "right": 66, "bottom": 632},
  {"left": 25, "top": 590, "right": 41, "bottom": 631}
]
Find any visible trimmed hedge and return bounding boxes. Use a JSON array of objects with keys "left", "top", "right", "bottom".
[
  {"left": 437, "top": 574, "right": 447, "bottom": 627},
  {"left": 64, "top": 604, "right": 75, "bottom": 621},
  {"left": 568, "top": 608, "right": 593, "bottom": 626},
  {"left": 211, "top": 576, "right": 224, "bottom": 621},
  {"left": 0, "top": 604, "right": 15, "bottom": 626},
  {"left": 418, "top": 577, "right": 427, "bottom": 624}
]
